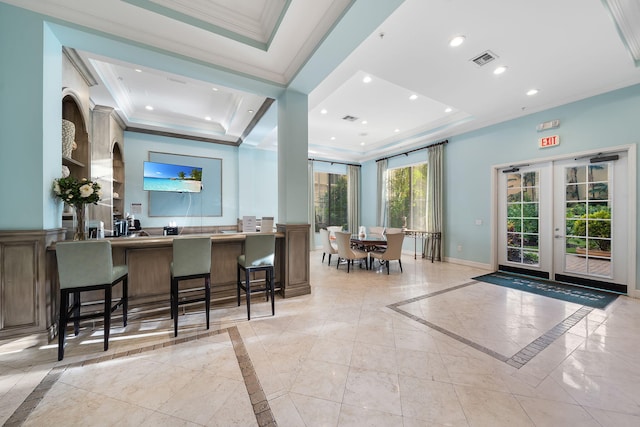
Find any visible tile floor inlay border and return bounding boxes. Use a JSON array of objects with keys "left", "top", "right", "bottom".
[
  {"left": 388, "top": 280, "right": 594, "bottom": 369},
  {"left": 3, "top": 326, "right": 276, "bottom": 427}
]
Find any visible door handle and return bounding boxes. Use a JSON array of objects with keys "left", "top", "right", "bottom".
[{"left": 554, "top": 235, "right": 564, "bottom": 239}]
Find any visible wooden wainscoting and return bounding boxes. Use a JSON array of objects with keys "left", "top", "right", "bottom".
[
  {"left": 278, "top": 223, "right": 311, "bottom": 298},
  {"left": 0, "top": 229, "right": 65, "bottom": 339}
]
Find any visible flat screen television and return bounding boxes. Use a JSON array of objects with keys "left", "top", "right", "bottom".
[{"left": 143, "top": 161, "right": 203, "bottom": 193}]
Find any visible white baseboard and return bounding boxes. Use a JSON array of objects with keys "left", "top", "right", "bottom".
[
  {"left": 627, "top": 288, "right": 640, "bottom": 299},
  {"left": 443, "top": 256, "right": 492, "bottom": 270}
]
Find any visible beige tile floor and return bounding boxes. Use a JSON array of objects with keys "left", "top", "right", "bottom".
[{"left": 1, "top": 251, "right": 640, "bottom": 426}]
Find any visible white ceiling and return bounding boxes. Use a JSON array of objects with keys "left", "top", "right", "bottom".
[{"left": 5, "top": 0, "right": 640, "bottom": 162}]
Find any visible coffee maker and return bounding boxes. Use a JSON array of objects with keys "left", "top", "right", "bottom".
[
  {"left": 113, "top": 219, "right": 128, "bottom": 237},
  {"left": 87, "top": 220, "right": 104, "bottom": 239}
]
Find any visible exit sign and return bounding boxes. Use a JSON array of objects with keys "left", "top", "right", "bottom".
[{"left": 539, "top": 135, "right": 560, "bottom": 148}]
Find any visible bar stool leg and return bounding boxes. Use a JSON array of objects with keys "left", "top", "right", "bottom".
[
  {"left": 104, "top": 286, "right": 111, "bottom": 352},
  {"left": 205, "top": 275, "right": 210, "bottom": 330},
  {"left": 58, "top": 289, "right": 68, "bottom": 361},
  {"left": 172, "top": 278, "right": 179, "bottom": 337},
  {"left": 270, "top": 267, "right": 275, "bottom": 316},
  {"left": 245, "top": 269, "right": 252, "bottom": 320},
  {"left": 123, "top": 278, "right": 128, "bottom": 327},
  {"left": 73, "top": 291, "right": 80, "bottom": 336},
  {"left": 237, "top": 267, "right": 241, "bottom": 307}
]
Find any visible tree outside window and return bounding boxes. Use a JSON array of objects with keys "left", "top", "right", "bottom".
[
  {"left": 387, "top": 163, "right": 427, "bottom": 229},
  {"left": 314, "top": 172, "right": 348, "bottom": 232}
]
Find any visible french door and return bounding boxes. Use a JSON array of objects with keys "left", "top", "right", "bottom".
[
  {"left": 552, "top": 155, "right": 627, "bottom": 292},
  {"left": 498, "top": 152, "right": 628, "bottom": 293},
  {"left": 498, "top": 163, "right": 552, "bottom": 278}
]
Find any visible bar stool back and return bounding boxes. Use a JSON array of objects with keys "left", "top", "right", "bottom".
[
  {"left": 237, "top": 234, "right": 275, "bottom": 320},
  {"left": 55, "top": 240, "right": 128, "bottom": 361},
  {"left": 171, "top": 237, "right": 212, "bottom": 337}
]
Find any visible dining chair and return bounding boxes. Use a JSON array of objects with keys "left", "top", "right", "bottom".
[
  {"left": 370, "top": 232, "right": 405, "bottom": 274},
  {"left": 55, "top": 240, "right": 128, "bottom": 361},
  {"left": 320, "top": 228, "right": 338, "bottom": 265},
  {"left": 237, "top": 234, "right": 276, "bottom": 320},
  {"left": 170, "top": 236, "right": 211, "bottom": 337},
  {"left": 326, "top": 225, "right": 342, "bottom": 240},
  {"left": 368, "top": 226, "right": 385, "bottom": 238},
  {"left": 334, "top": 231, "right": 369, "bottom": 272},
  {"left": 385, "top": 227, "right": 404, "bottom": 234}
]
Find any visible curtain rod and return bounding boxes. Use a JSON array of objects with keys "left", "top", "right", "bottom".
[
  {"left": 375, "top": 139, "right": 448, "bottom": 163},
  {"left": 309, "top": 158, "right": 361, "bottom": 167}
]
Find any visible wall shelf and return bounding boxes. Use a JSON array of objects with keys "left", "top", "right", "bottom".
[{"left": 62, "top": 156, "right": 85, "bottom": 168}]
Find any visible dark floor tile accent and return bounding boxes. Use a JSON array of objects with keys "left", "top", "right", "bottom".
[
  {"left": 388, "top": 280, "right": 594, "bottom": 369},
  {"left": 227, "top": 326, "right": 277, "bottom": 427},
  {"left": 505, "top": 306, "right": 593, "bottom": 368},
  {"left": 3, "top": 366, "right": 68, "bottom": 426},
  {"left": 4, "top": 326, "right": 275, "bottom": 427}
]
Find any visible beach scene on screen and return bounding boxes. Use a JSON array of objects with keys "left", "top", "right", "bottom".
[{"left": 143, "top": 161, "right": 202, "bottom": 192}]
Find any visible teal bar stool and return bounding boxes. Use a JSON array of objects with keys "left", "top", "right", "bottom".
[
  {"left": 171, "top": 237, "right": 212, "bottom": 337},
  {"left": 55, "top": 240, "right": 128, "bottom": 361},
  {"left": 237, "top": 234, "right": 275, "bottom": 320}
]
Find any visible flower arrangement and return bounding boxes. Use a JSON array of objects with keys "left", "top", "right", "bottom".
[{"left": 52, "top": 176, "right": 102, "bottom": 207}]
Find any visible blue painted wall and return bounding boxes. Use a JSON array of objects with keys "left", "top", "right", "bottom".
[
  {"left": 0, "top": 5, "right": 62, "bottom": 229},
  {"left": 0, "top": 2, "right": 637, "bottom": 289},
  {"left": 124, "top": 132, "right": 240, "bottom": 229},
  {"left": 361, "top": 84, "right": 639, "bottom": 290},
  {"left": 124, "top": 133, "right": 280, "bottom": 229},
  {"left": 238, "top": 145, "right": 278, "bottom": 220},
  {"left": 443, "top": 84, "right": 640, "bottom": 269}
]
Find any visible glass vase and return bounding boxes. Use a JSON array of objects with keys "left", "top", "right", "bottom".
[{"left": 74, "top": 204, "right": 87, "bottom": 240}]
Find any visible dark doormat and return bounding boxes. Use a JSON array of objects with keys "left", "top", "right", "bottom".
[{"left": 472, "top": 272, "right": 618, "bottom": 309}]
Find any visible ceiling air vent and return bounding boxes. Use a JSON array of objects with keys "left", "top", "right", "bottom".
[
  {"left": 471, "top": 50, "right": 498, "bottom": 67},
  {"left": 342, "top": 115, "right": 358, "bottom": 122}
]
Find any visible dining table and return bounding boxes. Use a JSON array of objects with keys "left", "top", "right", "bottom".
[{"left": 350, "top": 235, "right": 387, "bottom": 252}]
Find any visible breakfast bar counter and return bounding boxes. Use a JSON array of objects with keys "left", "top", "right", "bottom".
[
  {"left": 32, "top": 223, "right": 311, "bottom": 339},
  {"left": 106, "top": 232, "right": 286, "bottom": 305}
]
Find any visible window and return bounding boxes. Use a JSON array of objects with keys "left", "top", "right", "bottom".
[
  {"left": 314, "top": 172, "right": 347, "bottom": 232},
  {"left": 387, "top": 163, "right": 427, "bottom": 229}
]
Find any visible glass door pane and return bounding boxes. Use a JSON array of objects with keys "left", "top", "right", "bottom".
[
  {"left": 506, "top": 171, "right": 540, "bottom": 266},
  {"left": 563, "top": 164, "right": 612, "bottom": 277}
]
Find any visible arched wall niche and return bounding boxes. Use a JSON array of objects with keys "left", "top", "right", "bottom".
[
  {"left": 61, "top": 88, "right": 90, "bottom": 179},
  {"left": 61, "top": 87, "right": 90, "bottom": 128},
  {"left": 112, "top": 140, "right": 124, "bottom": 219}
]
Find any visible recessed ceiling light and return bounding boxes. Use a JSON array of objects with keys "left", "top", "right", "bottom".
[
  {"left": 363, "top": 75, "right": 372, "bottom": 83},
  {"left": 135, "top": 69, "right": 142, "bottom": 73},
  {"left": 330, "top": 136, "right": 336, "bottom": 140},
  {"left": 449, "top": 35, "right": 465, "bottom": 47},
  {"left": 409, "top": 94, "right": 418, "bottom": 100},
  {"left": 444, "top": 107, "right": 452, "bottom": 113},
  {"left": 361, "top": 120, "right": 368, "bottom": 125},
  {"left": 493, "top": 65, "right": 508, "bottom": 75},
  {"left": 360, "top": 142, "right": 365, "bottom": 146},
  {"left": 394, "top": 128, "right": 400, "bottom": 133},
  {"left": 212, "top": 87, "right": 218, "bottom": 91},
  {"left": 248, "top": 110, "right": 254, "bottom": 114},
  {"left": 320, "top": 109, "right": 328, "bottom": 115},
  {"left": 205, "top": 116, "right": 211, "bottom": 121},
  {"left": 145, "top": 105, "right": 153, "bottom": 111},
  {"left": 526, "top": 89, "right": 539, "bottom": 96}
]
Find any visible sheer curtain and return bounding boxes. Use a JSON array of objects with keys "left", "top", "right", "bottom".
[
  {"left": 376, "top": 159, "right": 388, "bottom": 227},
  {"left": 308, "top": 160, "right": 315, "bottom": 247},
  {"left": 427, "top": 144, "right": 444, "bottom": 254},
  {"left": 347, "top": 165, "right": 360, "bottom": 233}
]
